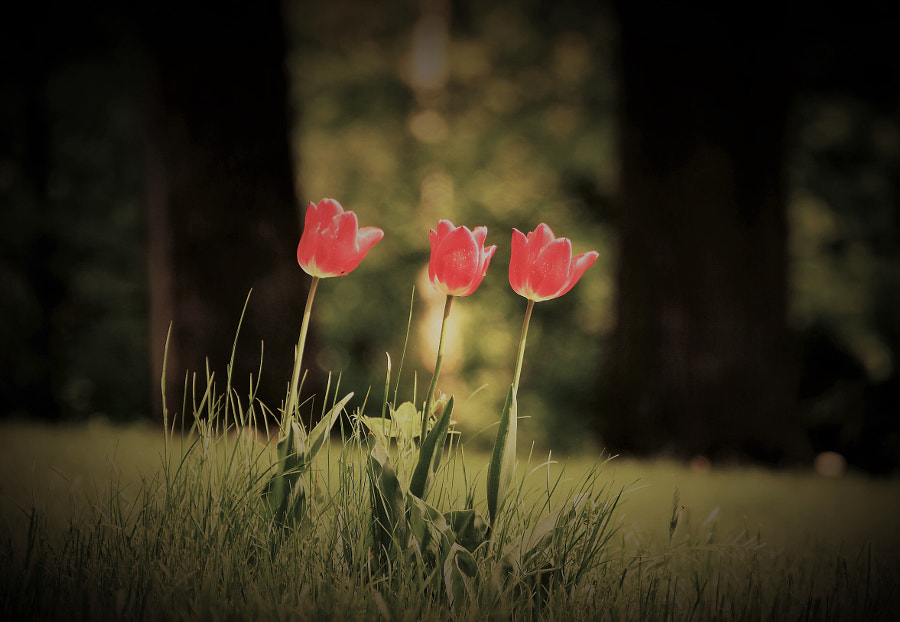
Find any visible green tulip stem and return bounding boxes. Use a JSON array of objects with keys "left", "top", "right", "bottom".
[
  {"left": 422, "top": 294, "right": 454, "bottom": 442},
  {"left": 512, "top": 299, "right": 535, "bottom": 397},
  {"left": 286, "top": 276, "right": 320, "bottom": 420}
]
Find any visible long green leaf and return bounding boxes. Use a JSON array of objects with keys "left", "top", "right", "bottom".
[
  {"left": 487, "top": 385, "right": 517, "bottom": 527},
  {"left": 306, "top": 392, "right": 353, "bottom": 461},
  {"left": 264, "top": 418, "right": 308, "bottom": 525},
  {"left": 409, "top": 395, "right": 455, "bottom": 500},
  {"left": 368, "top": 439, "right": 407, "bottom": 560},
  {"left": 263, "top": 392, "right": 352, "bottom": 528}
]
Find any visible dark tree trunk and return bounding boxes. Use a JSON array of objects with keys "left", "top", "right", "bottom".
[
  {"left": 142, "top": 0, "right": 308, "bottom": 423},
  {"left": 0, "top": 2, "right": 72, "bottom": 420},
  {"left": 1, "top": 77, "right": 63, "bottom": 421},
  {"left": 603, "top": 4, "right": 809, "bottom": 463}
]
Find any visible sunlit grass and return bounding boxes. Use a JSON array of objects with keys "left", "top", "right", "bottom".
[
  {"left": 4, "top": 419, "right": 898, "bottom": 552},
  {"left": 1, "top": 418, "right": 898, "bottom": 620}
]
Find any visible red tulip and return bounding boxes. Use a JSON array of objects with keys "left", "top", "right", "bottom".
[
  {"left": 509, "top": 223, "right": 598, "bottom": 301},
  {"left": 297, "top": 198, "right": 384, "bottom": 278},
  {"left": 428, "top": 219, "right": 497, "bottom": 297}
]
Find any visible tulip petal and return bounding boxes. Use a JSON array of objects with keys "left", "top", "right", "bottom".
[
  {"left": 526, "top": 223, "right": 556, "bottom": 268},
  {"left": 509, "top": 228, "right": 529, "bottom": 296},
  {"left": 357, "top": 226, "right": 385, "bottom": 254},
  {"left": 462, "top": 243, "right": 496, "bottom": 296},
  {"left": 508, "top": 222, "right": 598, "bottom": 301},
  {"left": 555, "top": 250, "right": 599, "bottom": 298},
  {"left": 305, "top": 200, "right": 323, "bottom": 229},
  {"left": 297, "top": 202, "right": 322, "bottom": 269},
  {"left": 428, "top": 226, "right": 443, "bottom": 285},
  {"left": 330, "top": 227, "right": 384, "bottom": 276},
  {"left": 436, "top": 219, "right": 455, "bottom": 242},
  {"left": 297, "top": 199, "right": 382, "bottom": 278},
  {"left": 317, "top": 211, "right": 361, "bottom": 276},
  {"left": 344, "top": 226, "right": 385, "bottom": 274},
  {"left": 471, "top": 226, "right": 488, "bottom": 248},
  {"left": 430, "top": 220, "right": 458, "bottom": 287},
  {"left": 528, "top": 238, "right": 573, "bottom": 300},
  {"left": 481, "top": 244, "right": 497, "bottom": 273},
  {"left": 297, "top": 239, "right": 315, "bottom": 272},
  {"left": 432, "top": 226, "right": 479, "bottom": 296},
  {"left": 315, "top": 198, "right": 344, "bottom": 221}
]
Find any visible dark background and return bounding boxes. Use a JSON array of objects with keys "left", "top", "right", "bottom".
[{"left": 1, "top": 0, "right": 898, "bottom": 473}]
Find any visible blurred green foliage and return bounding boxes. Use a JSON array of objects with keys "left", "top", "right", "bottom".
[
  {"left": 791, "top": 95, "right": 900, "bottom": 378},
  {"left": 789, "top": 94, "right": 900, "bottom": 470}
]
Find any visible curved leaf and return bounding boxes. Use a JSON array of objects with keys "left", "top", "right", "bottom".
[
  {"left": 368, "top": 439, "right": 407, "bottom": 560},
  {"left": 263, "top": 418, "right": 309, "bottom": 526},
  {"left": 445, "top": 509, "right": 490, "bottom": 553},
  {"left": 409, "top": 396, "right": 455, "bottom": 499},
  {"left": 307, "top": 392, "right": 353, "bottom": 460},
  {"left": 406, "top": 491, "right": 454, "bottom": 566},
  {"left": 443, "top": 543, "right": 478, "bottom": 612}
]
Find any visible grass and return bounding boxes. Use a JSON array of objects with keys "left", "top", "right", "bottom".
[{"left": 1, "top": 417, "right": 899, "bottom": 620}]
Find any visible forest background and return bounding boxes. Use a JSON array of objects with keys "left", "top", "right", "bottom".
[{"left": 1, "top": 0, "right": 898, "bottom": 473}]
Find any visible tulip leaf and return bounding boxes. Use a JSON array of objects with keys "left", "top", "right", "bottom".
[
  {"left": 487, "top": 384, "right": 517, "bottom": 527},
  {"left": 406, "top": 491, "right": 454, "bottom": 567},
  {"left": 307, "top": 392, "right": 353, "bottom": 460},
  {"left": 263, "top": 418, "right": 309, "bottom": 526},
  {"left": 445, "top": 508, "right": 490, "bottom": 553},
  {"left": 263, "top": 393, "right": 351, "bottom": 529},
  {"left": 409, "top": 395, "right": 455, "bottom": 500},
  {"left": 391, "top": 401, "right": 422, "bottom": 441},
  {"left": 357, "top": 416, "right": 394, "bottom": 448},
  {"left": 359, "top": 400, "right": 420, "bottom": 444},
  {"left": 443, "top": 543, "right": 478, "bottom": 613},
  {"left": 368, "top": 439, "right": 407, "bottom": 560}
]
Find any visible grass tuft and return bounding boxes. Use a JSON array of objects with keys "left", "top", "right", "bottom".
[{"left": 1, "top": 357, "right": 899, "bottom": 619}]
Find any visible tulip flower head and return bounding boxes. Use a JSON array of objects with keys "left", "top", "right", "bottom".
[
  {"left": 297, "top": 198, "right": 384, "bottom": 278},
  {"left": 428, "top": 220, "right": 497, "bottom": 297},
  {"left": 509, "top": 223, "right": 598, "bottom": 302}
]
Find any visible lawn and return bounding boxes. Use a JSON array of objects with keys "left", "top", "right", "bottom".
[{"left": 1, "top": 418, "right": 898, "bottom": 620}]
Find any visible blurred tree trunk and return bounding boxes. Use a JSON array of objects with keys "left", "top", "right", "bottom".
[
  {"left": 0, "top": 11, "right": 62, "bottom": 420},
  {"left": 142, "top": 0, "right": 308, "bottom": 423},
  {"left": 603, "top": 4, "right": 809, "bottom": 463}
]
